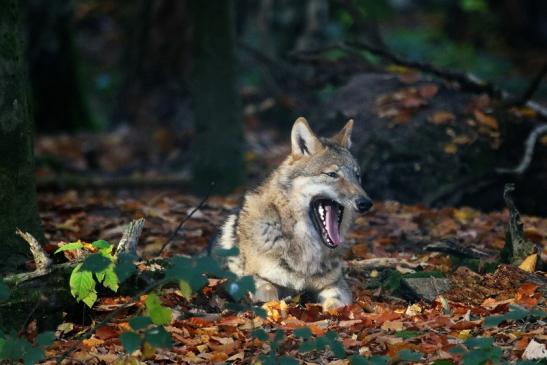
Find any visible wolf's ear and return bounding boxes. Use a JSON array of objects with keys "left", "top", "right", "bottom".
[
  {"left": 291, "top": 117, "right": 322, "bottom": 156},
  {"left": 332, "top": 119, "right": 354, "bottom": 149}
]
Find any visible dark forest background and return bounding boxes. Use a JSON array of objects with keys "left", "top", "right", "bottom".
[{"left": 2, "top": 0, "right": 547, "bottom": 271}]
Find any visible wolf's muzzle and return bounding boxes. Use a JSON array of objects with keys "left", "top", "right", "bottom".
[{"left": 355, "top": 197, "right": 373, "bottom": 213}]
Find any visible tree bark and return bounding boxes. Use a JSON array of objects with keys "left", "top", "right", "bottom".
[
  {"left": 0, "top": 0, "right": 45, "bottom": 274},
  {"left": 190, "top": 0, "right": 245, "bottom": 194},
  {"left": 25, "top": 0, "right": 94, "bottom": 131}
]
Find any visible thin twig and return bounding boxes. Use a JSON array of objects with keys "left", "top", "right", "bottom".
[
  {"left": 511, "top": 62, "right": 547, "bottom": 105},
  {"left": 496, "top": 123, "right": 547, "bottom": 175},
  {"left": 158, "top": 182, "right": 214, "bottom": 255}
]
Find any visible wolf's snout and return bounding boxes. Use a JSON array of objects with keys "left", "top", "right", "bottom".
[{"left": 355, "top": 197, "right": 373, "bottom": 213}]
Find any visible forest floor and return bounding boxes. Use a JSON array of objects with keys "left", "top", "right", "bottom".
[{"left": 31, "top": 143, "right": 547, "bottom": 364}]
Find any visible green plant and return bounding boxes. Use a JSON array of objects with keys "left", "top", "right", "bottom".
[
  {"left": 56, "top": 240, "right": 121, "bottom": 307},
  {"left": 0, "top": 331, "right": 55, "bottom": 365},
  {"left": 484, "top": 304, "right": 547, "bottom": 327}
]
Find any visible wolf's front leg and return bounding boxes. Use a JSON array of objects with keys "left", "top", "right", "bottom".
[
  {"left": 317, "top": 279, "right": 352, "bottom": 310},
  {"left": 250, "top": 277, "right": 279, "bottom": 303}
]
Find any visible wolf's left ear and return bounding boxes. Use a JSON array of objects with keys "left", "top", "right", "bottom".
[
  {"left": 291, "top": 117, "right": 323, "bottom": 156},
  {"left": 333, "top": 119, "right": 354, "bottom": 149}
]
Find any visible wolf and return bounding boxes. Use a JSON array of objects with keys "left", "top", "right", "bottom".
[{"left": 213, "top": 117, "right": 372, "bottom": 310}]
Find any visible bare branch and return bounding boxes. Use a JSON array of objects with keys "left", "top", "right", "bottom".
[
  {"left": 496, "top": 123, "right": 547, "bottom": 175},
  {"left": 15, "top": 229, "right": 51, "bottom": 274},
  {"left": 512, "top": 62, "right": 547, "bottom": 105},
  {"left": 158, "top": 183, "right": 214, "bottom": 255}
]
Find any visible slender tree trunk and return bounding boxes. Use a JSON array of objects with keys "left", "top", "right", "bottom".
[
  {"left": 0, "top": 0, "right": 44, "bottom": 274},
  {"left": 190, "top": 0, "right": 245, "bottom": 194},
  {"left": 26, "top": 0, "right": 94, "bottom": 131}
]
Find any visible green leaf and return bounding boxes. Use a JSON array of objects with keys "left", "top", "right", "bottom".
[
  {"left": 54, "top": 242, "right": 83, "bottom": 253},
  {"left": 129, "top": 316, "right": 153, "bottom": 330},
  {"left": 349, "top": 355, "right": 368, "bottom": 365},
  {"left": 23, "top": 347, "right": 45, "bottom": 365},
  {"left": 330, "top": 339, "right": 346, "bottom": 359},
  {"left": 273, "top": 329, "right": 285, "bottom": 343},
  {"left": 213, "top": 246, "right": 239, "bottom": 257},
  {"left": 69, "top": 263, "right": 97, "bottom": 307},
  {"left": 397, "top": 349, "right": 423, "bottom": 361},
  {"left": 115, "top": 253, "right": 137, "bottom": 283},
  {"left": 298, "top": 340, "right": 316, "bottom": 353},
  {"left": 252, "top": 306, "right": 268, "bottom": 319},
  {"left": 293, "top": 327, "right": 312, "bottom": 339},
  {"left": 227, "top": 275, "right": 256, "bottom": 300},
  {"left": 178, "top": 280, "right": 193, "bottom": 300},
  {"left": 164, "top": 256, "right": 192, "bottom": 281},
  {"left": 279, "top": 356, "right": 299, "bottom": 365},
  {"left": 464, "top": 337, "right": 494, "bottom": 349},
  {"left": 483, "top": 315, "right": 505, "bottom": 327},
  {"left": 81, "top": 253, "right": 111, "bottom": 273},
  {"left": 96, "top": 266, "right": 119, "bottom": 292},
  {"left": 0, "top": 282, "right": 9, "bottom": 301},
  {"left": 396, "top": 330, "right": 420, "bottom": 339},
  {"left": 144, "top": 326, "right": 172, "bottom": 349},
  {"left": 146, "top": 293, "right": 172, "bottom": 325},
  {"left": 36, "top": 331, "right": 55, "bottom": 347},
  {"left": 91, "top": 240, "right": 112, "bottom": 254},
  {"left": 120, "top": 331, "right": 141, "bottom": 354},
  {"left": 251, "top": 329, "right": 268, "bottom": 341}
]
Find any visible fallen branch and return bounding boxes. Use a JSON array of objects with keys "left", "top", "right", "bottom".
[
  {"left": 37, "top": 174, "right": 191, "bottom": 191},
  {"left": 115, "top": 218, "right": 145, "bottom": 256},
  {"left": 511, "top": 62, "right": 547, "bottom": 106},
  {"left": 15, "top": 229, "right": 52, "bottom": 275},
  {"left": 496, "top": 123, "right": 547, "bottom": 175},
  {"left": 347, "top": 257, "right": 423, "bottom": 271}
]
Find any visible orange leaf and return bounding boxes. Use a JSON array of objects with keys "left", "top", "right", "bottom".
[
  {"left": 95, "top": 325, "right": 118, "bottom": 340},
  {"left": 473, "top": 110, "right": 499, "bottom": 130},
  {"left": 429, "top": 111, "right": 455, "bottom": 125}
]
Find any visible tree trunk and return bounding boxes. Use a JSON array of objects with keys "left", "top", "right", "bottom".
[
  {"left": 26, "top": 0, "right": 95, "bottom": 131},
  {"left": 190, "top": 0, "right": 245, "bottom": 194},
  {"left": 0, "top": 0, "right": 45, "bottom": 274}
]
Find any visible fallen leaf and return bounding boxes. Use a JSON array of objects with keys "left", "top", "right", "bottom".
[
  {"left": 522, "top": 339, "right": 547, "bottom": 360},
  {"left": 429, "top": 111, "right": 455, "bottom": 125},
  {"left": 474, "top": 110, "right": 499, "bottom": 130},
  {"left": 443, "top": 143, "right": 458, "bottom": 154},
  {"left": 381, "top": 320, "right": 404, "bottom": 332},
  {"left": 519, "top": 254, "right": 538, "bottom": 272},
  {"left": 418, "top": 83, "right": 439, "bottom": 98}
]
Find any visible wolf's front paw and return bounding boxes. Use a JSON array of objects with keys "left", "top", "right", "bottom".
[
  {"left": 321, "top": 297, "right": 347, "bottom": 311},
  {"left": 253, "top": 282, "right": 279, "bottom": 303}
]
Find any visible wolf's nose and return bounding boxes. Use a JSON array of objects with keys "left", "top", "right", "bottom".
[{"left": 355, "top": 197, "right": 373, "bottom": 213}]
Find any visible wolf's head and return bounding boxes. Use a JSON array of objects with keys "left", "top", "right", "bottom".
[{"left": 276, "top": 117, "right": 372, "bottom": 249}]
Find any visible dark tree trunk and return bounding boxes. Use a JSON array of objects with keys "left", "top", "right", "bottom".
[
  {"left": 190, "top": 0, "right": 245, "bottom": 194},
  {"left": 0, "top": 0, "right": 45, "bottom": 274},
  {"left": 25, "top": 0, "right": 94, "bottom": 131}
]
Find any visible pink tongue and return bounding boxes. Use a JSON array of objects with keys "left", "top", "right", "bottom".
[{"left": 324, "top": 205, "right": 342, "bottom": 246}]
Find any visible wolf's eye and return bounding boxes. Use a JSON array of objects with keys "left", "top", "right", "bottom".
[{"left": 324, "top": 172, "right": 339, "bottom": 178}]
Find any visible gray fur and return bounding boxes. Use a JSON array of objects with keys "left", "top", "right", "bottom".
[{"left": 213, "top": 118, "right": 369, "bottom": 310}]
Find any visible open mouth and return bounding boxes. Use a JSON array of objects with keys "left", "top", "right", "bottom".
[{"left": 310, "top": 198, "right": 344, "bottom": 248}]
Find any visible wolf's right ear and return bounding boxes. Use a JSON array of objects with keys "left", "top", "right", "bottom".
[{"left": 291, "top": 117, "right": 322, "bottom": 157}]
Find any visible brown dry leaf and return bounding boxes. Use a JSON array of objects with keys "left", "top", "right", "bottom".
[
  {"left": 453, "top": 207, "right": 479, "bottom": 224},
  {"left": 381, "top": 320, "right": 404, "bottom": 332},
  {"left": 429, "top": 111, "right": 455, "bottom": 125},
  {"left": 453, "top": 135, "right": 473, "bottom": 145},
  {"left": 473, "top": 110, "right": 499, "bottom": 130},
  {"left": 418, "top": 83, "right": 439, "bottom": 98}
]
